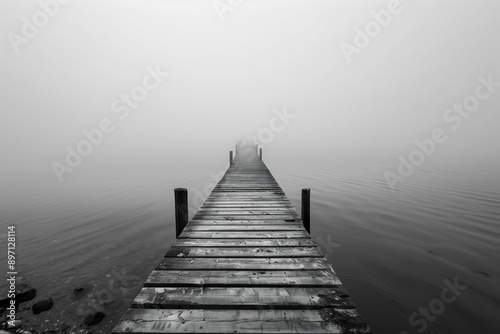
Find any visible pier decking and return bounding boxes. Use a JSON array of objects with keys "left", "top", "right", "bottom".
[{"left": 112, "top": 143, "right": 370, "bottom": 333}]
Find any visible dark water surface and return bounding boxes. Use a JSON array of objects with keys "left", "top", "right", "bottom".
[{"left": 1, "top": 150, "right": 499, "bottom": 333}]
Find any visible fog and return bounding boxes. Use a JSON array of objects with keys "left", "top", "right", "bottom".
[{"left": 1, "top": 0, "right": 499, "bottom": 186}]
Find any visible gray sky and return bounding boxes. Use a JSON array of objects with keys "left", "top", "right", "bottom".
[{"left": 1, "top": 0, "right": 499, "bottom": 184}]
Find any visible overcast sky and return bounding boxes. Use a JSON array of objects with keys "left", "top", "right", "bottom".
[{"left": 1, "top": 0, "right": 499, "bottom": 184}]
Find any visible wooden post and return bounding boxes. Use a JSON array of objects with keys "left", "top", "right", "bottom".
[
  {"left": 259, "top": 148, "right": 262, "bottom": 160},
  {"left": 301, "top": 188, "right": 310, "bottom": 234},
  {"left": 174, "top": 188, "right": 188, "bottom": 238},
  {"left": 235, "top": 144, "right": 238, "bottom": 154},
  {"left": 229, "top": 150, "right": 233, "bottom": 165}
]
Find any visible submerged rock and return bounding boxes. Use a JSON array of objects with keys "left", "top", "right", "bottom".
[
  {"left": 16, "top": 283, "right": 37, "bottom": 304},
  {"left": 32, "top": 298, "right": 54, "bottom": 314},
  {"left": 0, "top": 283, "right": 37, "bottom": 308},
  {"left": 72, "top": 284, "right": 92, "bottom": 300},
  {"left": 84, "top": 311, "right": 106, "bottom": 326}
]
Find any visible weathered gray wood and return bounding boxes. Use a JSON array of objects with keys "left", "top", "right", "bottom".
[
  {"left": 208, "top": 192, "right": 285, "bottom": 196},
  {"left": 188, "top": 220, "right": 302, "bottom": 225},
  {"left": 164, "top": 246, "right": 323, "bottom": 258},
  {"left": 173, "top": 239, "right": 316, "bottom": 247},
  {"left": 201, "top": 203, "right": 295, "bottom": 207},
  {"left": 112, "top": 309, "right": 370, "bottom": 333},
  {"left": 156, "top": 257, "right": 334, "bottom": 271},
  {"left": 182, "top": 225, "right": 305, "bottom": 231},
  {"left": 192, "top": 215, "right": 300, "bottom": 220},
  {"left": 144, "top": 269, "right": 341, "bottom": 287},
  {"left": 132, "top": 287, "right": 355, "bottom": 309},
  {"left": 196, "top": 209, "right": 298, "bottom": 215},
  {"left": 178, "top": 231, "right": 310, "bottom": 239}
]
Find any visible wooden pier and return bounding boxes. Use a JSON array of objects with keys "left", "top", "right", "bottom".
[{"left": 112, "top": 143, "right": 370, "bottom": 333}]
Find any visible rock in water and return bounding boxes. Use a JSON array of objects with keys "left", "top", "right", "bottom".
[
  {"left": 32, "top": 297, "right": 54, "bottom": 314},
  {"left": 16, "top": 283, "right": 37, "bottom": 304},
  {"left": 71, "top": 283, "right": 92, "bottom": 300},
  {"left": 84, "top": 311, "right": 106, "bottom": 326}
]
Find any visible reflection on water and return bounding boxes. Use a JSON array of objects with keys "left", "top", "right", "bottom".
[{"left": 1, "top": 153, "right": 499, "bottom": 333}]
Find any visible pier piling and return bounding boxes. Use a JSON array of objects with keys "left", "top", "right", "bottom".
[
  {"left": 174, "top": 188, "right": 188, "bottom": 238},
  {"left": 301, "top": 188, "right": 311, "bottom": 233}
]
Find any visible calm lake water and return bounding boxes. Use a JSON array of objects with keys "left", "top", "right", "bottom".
[{"left": 1, "top": 148, "right": 499, "bottom": 333}]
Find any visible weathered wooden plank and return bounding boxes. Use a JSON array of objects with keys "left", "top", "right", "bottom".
[
  {"left": 173, "top": 239, "right": 316, "bottom": 247},
  {"left": 212, "top": 186, "right": 283, "bottom": 189},
  {"left": 203, "top": 198, "right": 291, "bottom": 202},
  {"left": 188, "top": 220, "right": 302, "bottom": 225},
  {"left": 193, "top": 215, "right": 300, "bottom": 220},
  {"left": 216, "top": 184, "right": 279, "bottom": 186},
  {"left": 112, "top": 309, "right": 371, "bottom": 333},
  {"left": 196, "top": 209, "right": 297, "bottom": 214},
  {"left": 203, "top": 198, "right": 290, "bottom": 201},
  {"left": 156, "top": 257, "right": 334, "bottom": 271},
  {"left": 132, "top": 287, "right": 355, "bottom": 309},
  {"left": 201, "top": 203, "right": 292, "bottom": 207},
  {"left": 208, "top": 192, "right": 285, "bottom": 196},
  {"left": 164, "top": 247, "right": 323, "bottom": 258},
  {"left": 182, "top": 225, "right": 305, "bottom": 231},
  {"left": 144, "top": 269, "right": 341, "bottom": 287},
  {"left": 214, "top": 187, "right": 281, "bottom": 190},
  {"left": 178, "top": 231, "right": 310, "bottom": 239}
]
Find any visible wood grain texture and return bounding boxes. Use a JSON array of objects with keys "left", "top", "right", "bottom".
[
  {"left": 132, "top": 287, "right": 355, "bottom": 309},
  {"left": 178, "top": 231, "right": 310, "bottom": 239},
  {"left": 172, "top": 239, "right": 316, "bottom": 247},
  {"left": 113, "top": 309, "right": 370, "bottom": 333},
  {"left": 144, "top": 269, "right": 341, "bottom": 287},
  {"left": 156, "top": 257, "right": 334, "bottom": 271},
  {"left": 164, "top": 246, "right": 323, "bottom": 258}
]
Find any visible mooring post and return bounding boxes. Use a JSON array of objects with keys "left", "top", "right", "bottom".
[
  {"left": 235, "top": 144, "right": 238, "bottom": 154},
  {"left": 230, "top": 150, "right": 233, "bottom": 165},
  {"left": 174, "top": 188, "right": 188, "bottom": 238},
  {"left": 259, "top": 148, "right": 262, "bottom": 160},
  {"left": 301, "top": 188, "right": 311, "bottom": 233}
]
